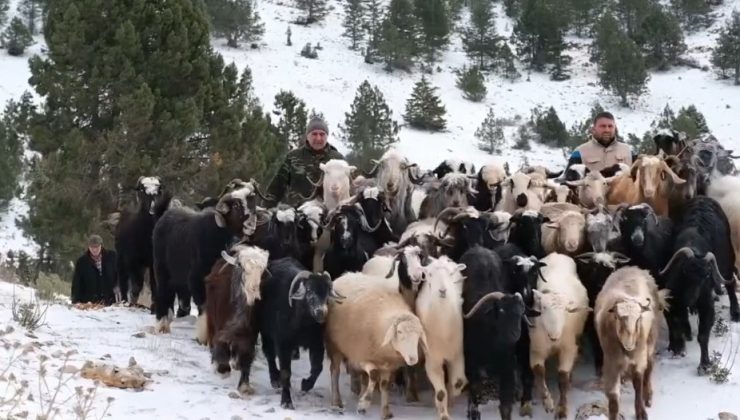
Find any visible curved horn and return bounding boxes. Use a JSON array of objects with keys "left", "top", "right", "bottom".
[
  {"left": 288, "top": 270, "right": 312, "bottom": 307},
  {"left": 221, "top": 250, "right": 237, "bottom": 266},
  {"left": 659, "top": 247, "right": 695, "bottom": 276},
  {"left": 705, "top": 253, "right": 732, "bottom": 286},
  {"left": 249, "top": 178, "right": 275, "bottom": 202},
  {"left": 630, "top": 157, "right": 643, "bottom": 180},
  {"left": 612, "top": 252, "right": 631, "bottom": 263},
  {"left": 219, "top": 178, "right": 244, "bottom": 197},
  {"left": 434, "top": 207, "right": 465, "bottom": 234},
  {"left": 546, "top": 168, "right": 563, "bottom": 178},
  {"left": 464, "top": 292, "right": 506, "bottom": 319},
  {"left": 386, "top": 253, "right": 403, "bottom": 278},
  {"left": 215, "top": 192, "right": 233, "bottom": 214},
  {"left": 659, "top": 160, "right": 687, "bottom": 185},
  {"left": 639, "top": 297, "right": 652, "bottom": 312},
  {"left": 575, "top": 252, "right": 595, "bottom": 261},
  {"left": 363, "top": 160, "right": 380, "bottom": 178},
  {"left": 408, "top": 170, "right": 425, "bottom": 185}
]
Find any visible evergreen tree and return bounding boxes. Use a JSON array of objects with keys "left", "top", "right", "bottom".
[
  {"left": 456, "top": 65, "right": 487, "bottom": 102},
  {"left": 476, "top": 108, "right": 505, "bottom": 154},
  {"left": 414, "top": 0, "right": 450, "bottom": 67},
  {"left": 0, "top": 0, "right": 9, "bottom": 27},
  {"left": 615, "top": 0, "right": 651, "bottom": 39},
  {"left": 497, "top": 43, "right": 522, "bottom": 80},
  {"left": 362, "top": 0, "right": 383, "bottom": 62},
  {"left": 568, "top": 0, "right": 605, "bottom": 36},
  {"left": 673, "top": 104, "right": 710, "bottom": 139},
  {"left": 503, "top": 0, "right": 520, "bottom": 18},
  {"left": 206, "top": 0, "right": 264, "bottom": 48},
  {"left": 671, "top": 0, "right": 711, "bottom": 29},
  {"left": 711, "top": 11, "right": 740, "bottom": 85},
  {"left": 342, "top": 0, "right": 365, "bottom": 50},
  {"left": 531, "top": 106, "right": 568, "bottom": 147},
  {"left": 589, "top": 9, "right": 620, "bottom": 63},
  {"left": 594, "top": 12, "right": 649, "bottom": 106},
  {"left": 0, "top": 97, "right": 25, "bottom": 205},
  {"left": 512, "top": 0, "right": 569, "bottom": 72},
  {"left": 16, "top": 0, "right": 45, "bottom": 35},
  {"left": 17, "top": 0, "right": 283, "bottom": 263},
  {"left": 273, "top": 90, "right": 308, "bottom": 149},
  {"left": 403, "top": 76, "right": 446, "bottom": 131},
  {"left": 377, "top": 0, "right": 419, "bottom": 71},
  {"left": 339, "top": 80, "right": 399, "bottom": 169},
  {"left": 462, "top": 0, "right": 500, "bottom": 71},
  {"left": 295, "top": 0, "right": 329, "bottom": 24},
  {"left": 638, "top": 4, "right": 685, "bottom": 70},
  {"left": 1, "top": 16, "right": 33, "bottom": 56},
  {"left": 513, "top": 124, "right": 532, "bottom": 150}
]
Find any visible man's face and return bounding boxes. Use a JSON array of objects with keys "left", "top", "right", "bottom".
[
  {"left": 592, "top": 117, "right": 616, "bottom": 145},
  {"left": 307, "top": 130, "right": 328, "bottom": 151},
  {"left": 88, "top": 245, "right": 102, "bottom": 257}
]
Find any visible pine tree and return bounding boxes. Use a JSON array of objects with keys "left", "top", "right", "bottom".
[
  {"left": 206, "top": 0, "right": 264, "bottom": 48},
  {"left": 0, "top": 97, "right": 25, "bottom": 205},
  {"left": 497, "top": 43, "right": 522, "bottom": 80},
  {"left": 590, "top": 9, "right": 621, "bottom": 63},
  {"left": 0, "top": 0, "right": 9, "bottom": 27},
  {"left": 16, "top": 0, "right": 283, "bottom": 263},
  {"left": 339, "top": 80, "right": 399, "bottom": 169},
  {"left": 1, "top": 16, "right": 33, "bottom": 56},
  {"left": 16, "top": 0, "right": 44, "bottom": 35},
  {"left": 671, "top": 0, "right": 711, "bottom": 29},
  {"left": 377, "top": 0, "right": 419, "bottom": 71},
  {"left": 513, "top": 124, "right": 533, "bottom": 150},
  {"left": 512, "top": 0, "right": 569, "bottom": 72},
  {"left": 568, "top": 0, "right": 605, "bottom": 36},
  {"left": 456, "top": 65, "right": 487, "bottom": 102},
  {"left": 295, "top": 0, "right": 329, "bottom": 24},
  {"left": 273, "top": 90, "right": 308, "bottom": 149},
  {"left": 476, "top": 108, "right": 505, "bottom": 154},
  {"left": 414, "top": 0, "right": 450, "bottom": 67},
  {"left": 342, "top": 0, "right": 365, "bottom": 50},
  {"left": 363, "top": 0, "right": 383, "bottom": 62},
  {"left": 711, "top": 11, "right": 740, "bottom": 85},
  {"left": 638, "top": 4, "right": 686, "bottom": 70},
  {"left": 615, "top": 0, "right": 651, "bottom": 39},
  {"left": 594, "top": 12, "right": 649, "bottom": 106},
  {"left": 673, "top": 104, "right": 710, "bottom": 139},
  {"left": 462, "top": 0, "right": 500, "bottom": 71},
  {"left": 531, "top": 106, "right": 568, "bottom": 147},
  {"left": 403, "top": 76, "right": 446, "bottom": 131}
]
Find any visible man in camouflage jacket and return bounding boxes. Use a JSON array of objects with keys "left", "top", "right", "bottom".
[{"left": 264, "top": 116, "right": 345, "bottom": 207}]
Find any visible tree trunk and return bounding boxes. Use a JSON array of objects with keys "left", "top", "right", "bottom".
[{"left": 227, "top": 36, "right": 238, "bottom": 48}]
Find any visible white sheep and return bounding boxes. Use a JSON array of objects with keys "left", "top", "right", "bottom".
[
  {"left": 542, "top": 210, "right": 587, "bottom": 256},
  {"left": 595, "top": 266, "right": 668, "bottom": 420},
  {"left": 529, "top": 253, "right": 591, "bottom": 418},
  {"left": 707, "top": 175, "right": 740, "bottom": 275},
  {"left": 415, "top": 256, "right": 467, "bottom": 420},
  {"left": 325, "top": 272, "right": 428, "bottom": 419}
]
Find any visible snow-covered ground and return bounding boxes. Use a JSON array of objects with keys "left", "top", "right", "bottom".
[{"left": 1, "top": 279, "right": 739, "bottom": 419}]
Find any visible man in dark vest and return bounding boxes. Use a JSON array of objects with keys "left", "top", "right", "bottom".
[
  {"left": 264, "top": 116, "right": 345, "bottom": 207},
  {"left": 71, "top": 234, "right": 117, "bottom": 305},
  {"left": 567, "top": 111, "right": 635, "bottom": 173}
]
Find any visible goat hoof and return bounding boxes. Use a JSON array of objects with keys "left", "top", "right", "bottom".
[
  {"left": 697, "top": 363, "right": 712, "bottom": 376},
  {"left": 731, "top": 311, "right": 740, "bottom": 322},
  {"left": 519, "top": 401, "right": 533, "bottom": 417},
  {"left": 301, "top": 378, "right": 314, "bottom": 392},
  {"left": 467, "top": 410, "right": 480, "bottom": 420},
  {"left": 382, "top": 410, "right": 394, "bottom": 419},
  {"left": 357, "top": 408, "right": 367, "bottom": 415},
  {"left": 238, "top": 383, "right": 255, "bottom": 395},
  {"left": 280, "top": 400, "right": 294, "bottom": 410},
  {"left": 544, "top": 397, "right": 555, "bottom": 413},
  {"left": 556, "top": 405, "right": 567, "bottom": 419}
]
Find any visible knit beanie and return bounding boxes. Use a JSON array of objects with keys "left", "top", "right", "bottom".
[{"left": 306, "top": 116, "right": 329, "bottom": 135}]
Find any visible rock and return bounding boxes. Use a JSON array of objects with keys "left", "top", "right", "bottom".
[
  {"left": 719, "top": 412, "right": 737, "bottom": 420},
  {"left": 231, "top": 416, "right": 244, "bottom": 420},
  {"left": 132, "top": 332, "right": 146, "bottom": 338},
  {"left": 24, "top": 332, "right": 37, "bottom": 339},
  {"left": 1, "top": 325, "right": 14, "bottom": 336},
  {"left": 51, "top": 350, "right": 65, "bottom": 358},
  {"left": 101, "top": 354, "right": 112, "bottom": 360},
  {"left": 228, "top": 391, "right": 241, "bottom": 399}
]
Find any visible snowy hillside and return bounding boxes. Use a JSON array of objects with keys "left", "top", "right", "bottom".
[{"left": 1, "top": 278, "right": 739, "bottom": 419}]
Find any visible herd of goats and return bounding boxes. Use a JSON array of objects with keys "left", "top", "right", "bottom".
[{"left": 108, "top": 129, "right": 740, "bottom": 420}]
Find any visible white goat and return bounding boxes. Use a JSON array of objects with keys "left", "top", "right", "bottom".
[
  {"left": 707, "top": 175, "right": 740, "bottom": 275},
  {"left": 326, "top": 273, "right": 428, "bottom": 419},
  {"left": 416, "top": 256, "right": 467, "bottom": 420},
  {"left": 529, "top": 253, "right": 590, "bottom": 418},
  {"left": 320, "top": 159, "right": 356, "bottom": 211},
  {"left": 362, "top": 245, "right": 428, "bottom": 307}
]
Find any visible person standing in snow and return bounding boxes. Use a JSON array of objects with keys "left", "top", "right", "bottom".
[
  {"left": 71, "top": 234, "right": 117, "bottom": 305},
  {"left": 263, "top": 115, "right": 345, "bottom": 207},
  {"left": 567, "top": 111, "right": 635, "bottom": 173}
]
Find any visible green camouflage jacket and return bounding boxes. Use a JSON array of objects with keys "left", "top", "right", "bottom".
[{"left": 264, "top": 142, "right": 344, "bottom": 207}]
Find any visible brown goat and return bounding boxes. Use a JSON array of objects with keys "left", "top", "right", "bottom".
[
  {"left": 606, "top": 155, "right": 686, "bottom": 216},
  {"left": 204, "top": 245, "right": 269, "bottom": 395}
]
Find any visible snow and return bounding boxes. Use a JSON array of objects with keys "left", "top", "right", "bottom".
[{"left": 2, "top": 277, "right": 740, "bottom": 419}]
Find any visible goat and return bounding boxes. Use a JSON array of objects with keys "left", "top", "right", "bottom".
[
  {"left": 616, "top": 203, "right": 675, "bottom": 281},
  {"left": 433, "top": 159, "right": 477, "bottom": 179},
  {"left": 304, "top": 159, "right": 356, "bottom": 211},
  {"left": 509, "top": 210, "right": 549, "bottom": 258},
  {"left": 323, "top": 203, "right": 382, "bottom": 279},
  {"left": 472, "top": 162, "right": 508, "bottom": 211},
  {"left": 566, "top": 171, "right": 611, "bottom": 208},
  {"left": 585, "top": 206, "right": 618, "bottom": 253},
  {"left": 606, "top": 155, "right": 686, "bottom": 216},
  {"left": 497, "top": 171, "right": 546, "bottom": 214},
  {"left": 707, "top": 175, "right": 740, "bottom": 275},
  {"left": 544, "top": 183, "right": 578, "bottom": 204},
  {"left": 363, "top": 245, "right": 429, "bottom": 307},
  {"left": 595, "top": 266, "right": 668, "bottom": 420},
  {"left": 113, "top": 176, "right": 170, "bottom": 308},
  {"left": 346, "top": 186, "right": 398, "bottom": 246},
  {"left": 653, "top": 128, "right": 688, "bottom": 157},
  {"left": 574, "top": 251, "right": 632, "bottom": 376},
  {"left": 416, "top": 256, "right": 467, "bottom": 420},
  {"left": 662, "top": 155, "right": 699, "bottom": 219},
  {"left": 364, "top": 149, "right": 424, "bottom": 233},
  {"left": 419, "top": 173, "right": 477, "bottom": 219},
  {"left": 398, "top": 218, "right": 449, "bottom": 259},
  {"left": 242, "top": 205, "right": 301, "bottom": 261},
  {"left": 659, "top": 196, "right": 738, "bottom": 372},
  {"left": 295, "top": 200, "right": 327, "bottom": 270},
  {"left": 258, "top": 257, "right": 343, "bottom": 409},
  {"left": 204, "top": 245, "right": 269, "bottom": 394},
  {"left": 529, "top": 253, "right": 590, "bottom": 419},
  {"left": 433, "top": 207, "right": 504, "bottom": 261},
  {"left": 325, "top": 272, "right": 427, "bottom": 419},
  {"left": 152, "top": 180, "right": 269, "bottom": 337}
]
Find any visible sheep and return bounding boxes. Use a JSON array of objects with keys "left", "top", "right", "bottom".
[
  {"left": 529, "top": 253, "right": 591, "bottom": 419},
  {"left": 659, "top": 196, "right": 738, "bottom": 372},
  {"left": 574, "top": 251, "right": 632, "bottom": 375},
  {"left": 204, "top": 245, "right": 269, "bottom": 394},
  {"left": 113, "top": 176, "right": 170, "bottom": 308},
  {"left": 364, "top": 149, "right": 424, "bottom": 233},
  {"left": 152, "top": 180, "right": 269, "bottom": 336},
  {"left": 258, "top": 257, "right": 343, "bottom": 409},
  {"left": 508, "top": 210, "right": 549, "bottom": 258},
  {"left": 325, "top": 272, "right": 428, "bottom": 419},
  {"left": 706, "top": 174, "right": 740, "bottom": 275},
  {"left": 415, "top": 256, "right": 467, "bottom": 420},
  {"left": 595, "top": 266, "right": 668, "bottom": 420},
  {"left": 566, "top": 171, "right": 611, "bottom": 208},
  {"left": 606, "top": 155, "right": 686, "bottom": 216},
  {"left": 418, "top": 173, "right": 477, "bottom": 219},
  {"left": 542, "top": 210, "right": 587, "bottom": 256},
  {"left": 472, "top": 162, "right": 508, "bottom": 211}
]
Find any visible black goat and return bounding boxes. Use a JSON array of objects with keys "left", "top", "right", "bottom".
[
  {"left": 323, "top": 203, "right": 382, "bottom": 279},
  {"left": 508, "top": 210, "right": 549, "bottom": 258},
  {"left": 295, "top": 200, "right": 327, "bottom": 270},
  {"left": 113, "top": 176, "right": 170, "bottom": 310},
  {"left": 432, "top": 159, "right": 476, "bottom": 179},
  {"left": 653, "top": 129, "right": 687, "bottom": 157},
  {"left": 460, "top": 245, "right": 528, "bottom": 420},
  {"left": 349, "top": 186, "right": 399, "bottom": 246},
  {"left": 152, "top": 181, "right": 269, "bottom": 335},
  {"left": 659, "top": 196, "right": 738, "bottom": 372},
  {"left": 574, "top": 251, "right": 631, "bottom": 375},
  {"left": 243, "top": 205, "right": 302, "bottom": 261},
  {"left": 257, "top": 257, "right": 342, "bottom": 409},
  {"left": 617, "top": 203, "right": 674, "bottom": 281}
]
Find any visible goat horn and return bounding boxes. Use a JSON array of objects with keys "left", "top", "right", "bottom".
[
  {"left": 705, "top": 253, "right": 732, "bottom": 286},
  {"left": 464, "top": 292, "right": 506, "bottom": 319},
  {"left": 659, "top": 161, "right": 687, "bottom": 185},
  {"left": 659, "top": 247, "right": 695, "bottom": 276},
  {"left": 288, "top": 271, "right": 311, "bottom": 308},
  {"left": 612, "top": 252, "right": 631, "bottom": 263},
  {"left": 363, "top": 161, "right": 380, "bottom": 178},
  {"left": 329, "top": 287, "right": 346, "bottom": 301},
  {"left": 247, "top": 178, "right": 275, "bottom": 203},
  {"left": 386, "top": 253, "right": 403, "bottom": 278},
  {"left": 434, "top": 207, "right": 464, "bottom": 233}
]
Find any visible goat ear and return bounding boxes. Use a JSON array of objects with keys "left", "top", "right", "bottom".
[
  {"left": 455, "top": 263, "right": 467, "bottom": 274},
  {"left": 381, "top": 322, "right": 396, "bottom": 348},
  {"left": 545, "top": 222, "right": 559, "bottom": 229},
  {"left": 214, "top": 212, "right": 227, "bottom": 228},
  {"left": 290, "top": 282, "right": 307, "bottom": 302}
]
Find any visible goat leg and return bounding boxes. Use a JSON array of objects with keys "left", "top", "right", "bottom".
[
  {"left": 235, "top": 331, "right": 258, "bottom": 395},
  {"left": 277, "top": 344, "right": 295, "bottom": 409},
  {"left": 379, "top": 371, "right": 394, "bottom": 420},
  {"left": 261, "top": 336, "right": 280, "bottom": 389},
  {"left": 696, "top": 293, "right": 715, "bottom": 374},
  {"left": 516, "top": 331, "right": 534, "bottom": 417},
  {"left": 632, "top": 367, "right": 647, "bottom": 420},
  {"left": 498, "top": 350, "right": 516, "bottom": 420},
  {"left": 726, "top": 280, "right": 740, "bottom": 322},
  {"left": 301, "top": 339, "right": 324, "bottom": 392}
]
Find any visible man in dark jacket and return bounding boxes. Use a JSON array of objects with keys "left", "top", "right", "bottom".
[
  {"left": 71, "top": 234, "right": 117, "bottom": 305},
  {"left": 264, "top": 116, "right": 345, "bottom": 207}
]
